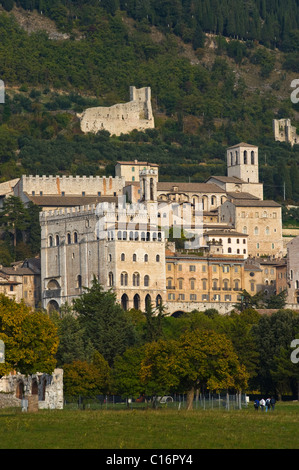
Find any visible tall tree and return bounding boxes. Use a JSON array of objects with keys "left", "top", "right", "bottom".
[{"left": 73, "top": 278, "right": 136, "bottom": 365}]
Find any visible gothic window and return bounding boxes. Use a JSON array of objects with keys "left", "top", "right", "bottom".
[
  {"left": 77, "top": 275, "right": 82, "bottom": 289},
  {"left": 156, "top": 254, "right": 160, "bottom": 262},
  {"left": 121, "top": 253, "right": 125, "bottom": 261},
  {"left": 133, "top": 272, "right": 140, "bottom": 287},
  {"left": 144, "top": 254, "right": 149, "bottom": 262},
  {"left": 121, "top": 272, "right": 128, "bottom": 286},
  {"left": 254, "top": 227, "right": 259, "bottom": 235},
  {"left": 49, "top": 236, "right": 53, "bottom": 247},
  {"left": 133, "top": 253, "right": 137, "bottom": 262},
  {"left": 244, "top": 150, "right": 247, "bottom": 164},
  {"left": 144, "top": 275, "right": 150, "bottom": 287},
  {"left": 108, "top": 272, "right": 114, "bottom": 287},
  {"left": 251, "top": 151, "right": 255, "bottom": 164},
  {"left": 55, "top": 235, "right": 60, "bottom": 246},
  {"left": 74, "top": 232, "right": 78, "bottom": 244},
  {"left": 67, "top": 233, "right": 71, "bottom": 244}
]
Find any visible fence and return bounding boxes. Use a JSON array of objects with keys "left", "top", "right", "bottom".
[{"left": 64, "top": 393, "right": 249, "bottom": 411}]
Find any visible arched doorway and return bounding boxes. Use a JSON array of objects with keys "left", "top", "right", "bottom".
[
  {"left": 16, "top": 381, "right": 24, "bottom": 399},
  {"left": 47, "top": 300, "right": 59, "bottom": 313},
  {"left": 156, "top": 295, "right": 162, "bottom": 307},
  {"left": 133, "top": 294, "right": 140, "bottom": 310},
  {"left": 32, "top": 378, "right": 38, "bottom": 395},
  {"left": 121, "top": 294, "right": 129, "bottom": 311},
  {"left": 172, "top": 311, "right": 185, "bottom": 318},
  {"left": 145, "top": 294, "right": 151, "bottom": 311}
]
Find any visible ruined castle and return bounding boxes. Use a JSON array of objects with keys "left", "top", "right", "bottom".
[{"left": 78, "top": 86, "right": 155, "bottom": 136}]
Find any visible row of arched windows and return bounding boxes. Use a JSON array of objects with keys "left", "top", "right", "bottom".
[
  {"left": 120, "top": 253, "right": 160, "bottom": 262},
  {"left": 121, "top": 293, "right": 162, "bottom": 311},
  {"left": 108, "top": 231, "right": 163, "bottom": 242},
  {"left": 230, "top": 150, "right": 255, "bottom": 166},
  {"left": 108, "top": 272, "right": 150, "bottom": 287},
  {"left": 49, "top": 232, "right": 78, "bottom": 247}
]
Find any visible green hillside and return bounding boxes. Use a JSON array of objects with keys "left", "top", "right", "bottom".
[{"left": 0, "top": 2, "right": 299, "bottom": 203}]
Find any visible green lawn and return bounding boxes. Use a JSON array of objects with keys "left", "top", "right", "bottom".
[{"left": 0, "top": 403, "right": 298, "bottom": 449}]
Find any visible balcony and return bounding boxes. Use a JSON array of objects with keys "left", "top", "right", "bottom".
[{"left": 44, "top": 289, "right": 61, "bottom": 299}]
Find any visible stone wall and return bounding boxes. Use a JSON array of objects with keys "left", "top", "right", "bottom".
[
  {"left": 0, "top": 369, "right": 63, "bottom": 410},
  {"left": 78, "top": 86, "right": 155, "bottom": 136}
]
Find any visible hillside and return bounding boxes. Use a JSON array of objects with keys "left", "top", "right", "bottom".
[{"left": 0, "top": 3, "right": 299, "bottom": 205}]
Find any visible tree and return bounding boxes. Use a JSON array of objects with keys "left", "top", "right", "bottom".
[
  {"left": 63, "top": 360, "right": 104, "bottom": 399},
  {"left": 112, "top": 345, "right": 146, "bottom": 401},
  {"left": 73, "top": 277, "right": 136, "bottom": 365},
  {"left": 0, "top": 294, "right": 58, "bottom": 377},
  {"left": 0, "top": 196, "right": 28, "bottom": 250},
  {"left": 140, "top": 329, "right": 248, "bottom": 410},
  {"left": 252, "top": 309, "right": 299, "bottom": 395}
]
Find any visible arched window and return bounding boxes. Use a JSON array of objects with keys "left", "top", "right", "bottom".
[
  {"left": 74, "top": 232, "right": 78, "bottom": 243},
  {"left": 121, "top": 272, "right": 128, "bottom": 286},
  {"left": 228, "top": 247, "right": 232, "bottom": 253},
  {"left": 133, "top": 273, "right": 140, "bottom": 287},
  {"left": 156, "top": 295, "right": 162, "bottom": 307},
  {"left": 144, "top": 254, "right": 148, "bottom": 262},
  {"left": 156, "top": 254, "right": 160, "bottom": 262},
  {"left": 244, "top": 150, "right": 247, "bottom": 164},
  {"left": 265, "top": 226, "right": 270, "bottom": 235},
  {"left": 67, "top": 233, "right": 71, "bottom": 244},
  {"left": 134, "top": 294, "right": 140, "bottom": 310},
  {"left": 121, "top": 294, "right": 129, "bottom": 311},
  {"left": 49, "top": 235, "right": 53, "bottom": 247},
  {"left": 108, "top": 272, "right": 114, "bottom": 287},
  {"left": 55, "top": 235, "right": 60, "bottom": 246},
  {"left": 144, "top": 275, "right": 150, "bottom": 287},
  {"left": 117, "top": 231, "right": 122, "bottom": 240},
  {"left": 251, "top": 151, "right": 255, "bottom": 164},
  {"left": 133, "top": 253, "right": 137, "bottom": 262},
  {"left": 121, "top": 253, "right": 125, "bottom": 261},
  {"left": 145, "top": 294, "right": 151, "bottom": 311},
  {"left": 243, "top": 226, "right": 247, "bottom": 234},
  {"left": 254, "top": 226, "right": 259, "bottom": 235},
  {"left": 77, "top": 275, "right": 82, "bottom": 288}
]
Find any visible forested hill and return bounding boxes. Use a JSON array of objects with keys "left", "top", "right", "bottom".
[{"left": 1, "top": 1, "right": 299, "bottom": 205}]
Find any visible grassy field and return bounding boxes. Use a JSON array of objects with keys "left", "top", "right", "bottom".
[{"left": 0, "top": 402, "right": 298, "bottom": 449}]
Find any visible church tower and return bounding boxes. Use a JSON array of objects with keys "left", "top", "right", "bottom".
[
  {"left": 139, "top": 167, "right": 158, "bottom": 203},
  {"left": 227, "top": 143, "right": 259, "bottom": 184}
]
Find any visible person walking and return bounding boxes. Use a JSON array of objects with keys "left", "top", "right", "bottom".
[
  {"left": 260, "top": 398, "right": 265, "bottom": 411},
  {"left": 270, "top": 397, "right": 276, "bottom": 411},
  {"left": 254, "top": 398, "right": 259, "bottom": 411},
  {"left": 265, "top": 398, "right": 271, "bottom": 412}
]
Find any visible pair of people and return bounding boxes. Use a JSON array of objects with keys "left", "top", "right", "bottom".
[{"left": 254, "top": 397, "right": 275, "bottom": 411}]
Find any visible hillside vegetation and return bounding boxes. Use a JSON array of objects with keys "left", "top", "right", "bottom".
[{"left": 0, "top": 2, "right": 299, "bottom": 204}]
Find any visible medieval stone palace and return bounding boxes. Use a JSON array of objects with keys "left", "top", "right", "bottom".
[{"left": 34, "top": 143, "right": 286, "bottom": 315}]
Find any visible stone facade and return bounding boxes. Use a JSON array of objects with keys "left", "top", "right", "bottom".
[
  {"left": 286, "top": 236, "right": 299, "bottom": 306},
  {"left": 219, "top": 199, "right": 283, "bottom": 258},
  {"left": 0, "top": 258, "right": 41, "bottom": 309},
  {"left": 115, "top": 160, "right": 159, "bottom": 183},
  {"left": 0, "top": 369, "right": 63, "bottom": 410},
  {"left": 40, "top": 203, "right": 166, "bottom": 312},
  {"left": 78, "top": 86, "right": 155, "bottom": 136},
  {"left": 273, "top": 118, "right": 299, "bottom": 147},
  {"left": 165, "top": 252, "right": 245, "bottom": 312}
]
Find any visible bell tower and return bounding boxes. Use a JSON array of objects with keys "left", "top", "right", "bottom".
[
  {"left": 139, "top": 168, "right": 158, "bottom": 202},
  {"left": 227, "top": 143, "right": 259, "bottom": 183}
]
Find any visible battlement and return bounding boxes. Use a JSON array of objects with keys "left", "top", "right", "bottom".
[
  {"left": 22, "top": 175, "right": 124, "bottom": 183},
  {"left": 40, "top": 204, "right": 98, "bottom": 221},
  {"left": 16, "top": 174, "right": 125, "bottom": 199}
]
